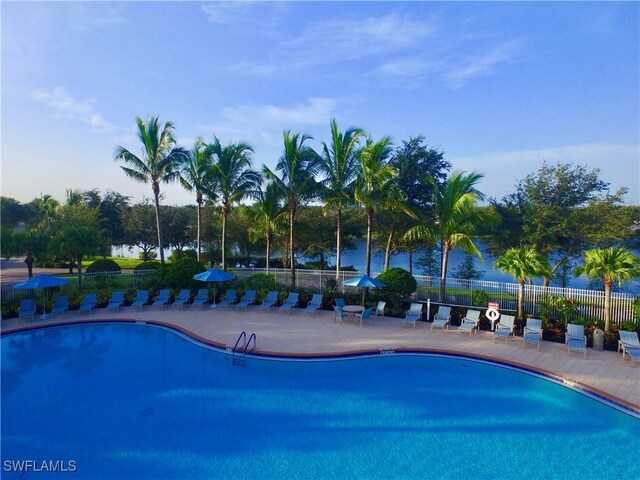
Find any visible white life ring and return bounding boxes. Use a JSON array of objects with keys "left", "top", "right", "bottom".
[{"left": 485, "top": 308, "right": 500, "bottom": 321}]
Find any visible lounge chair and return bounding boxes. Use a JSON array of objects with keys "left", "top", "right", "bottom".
[
  {"left": 192, "top": 289, "right": 209, "bottom": 308},
  {"left": 403, "top": 303, "right": 423, "bottom": 328},
  {"left": 106, "top": 291, "right": 125, "bottom": 311},
  {"left": 303, "top": 294, "right": 323, "bottom": 315},
  {"left": 335, "top": 298, "right": 345, "bottom": 309},
  {"left": 218, "top": 290, "right": 237, "bottom": 308},
  {"left": 152, "top": 289, "right": 171, "bottom": 309},
  {"left": 78, "top": 293, "right": 97, "bottom": 314},
  {"left": 372, "top": 301, "right": 386, "bottom": 318},
  {"left": 19, "top": 299, "right": 36, "bottom": 319},
  {"left": 51, "top": 295, "right": 69, "bottom": 316},
  {"left": 172, "top": 289, "right": 191, "bottom": 308},
  {"left": 566, "top": 323, "right": 586, "bottom": 358},
  {"left": 259, "top": 291, "right": 278, "bottom": 310},
  {"left": 523, "top": 318, "right": 543, "bottom": 350},
  {"left": 355, "top": 308, "right": 371, "bottom": 327},
  {"left": 493, "top": 314, "right": 515, "bottom": 343},
  {"left": 458, "top": 310, "right": 481, "bottom": 335},
  {"left": 333, "top": 306, "right": 346, "bottom": 324},
  {"left": 618, "top": 330, "right": 640, "bottom": 362},
  {"left": 431, "top": 305, "right": 451, "bottom": 331},
  {"left": 279, "top": 292, "right": 299, "bottom": 314},
  {"left": 236, "top": 290, "right": 257, "bottom": 310},
  {"left": 131, "top": 290, "right": 149, "bottom": 310}
]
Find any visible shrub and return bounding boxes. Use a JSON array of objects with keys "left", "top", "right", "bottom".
[
  {"left": 375, "top": 268, "right": 417, "bottom": 308},
  {"left": 471, "top": 290, "right": 489, "bottom": 307},
  {"left": 86, "top": 259, "right": 121, "bottom": 273},
  {"left": 135, "top": 261, "right": 162, "bottom": 271},
  {"left": 243, "top": 273, "right": 277, "bottom": 291},
  {"left": 164, "top": 258, "right": 205, "bottom": 289},
  {"left": 138, "top": 251, "right": 157, "bottom": 261},
  {"left": 170, "top": 249, "right": 197, "bottom": 262}
]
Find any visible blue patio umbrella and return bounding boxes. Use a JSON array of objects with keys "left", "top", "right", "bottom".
[
  {"left": 342, "top": 274, "right": 386, "bottom": 305},
  {"left": 14, "top": 274, "right": 69, "bottom": 319},
  {"left": 193, "top": 269, "right": 236, "bottom": 308}
]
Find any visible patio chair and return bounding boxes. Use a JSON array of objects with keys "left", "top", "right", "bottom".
[
  {"left": 523, "top": 318, "right": 543, "bottom": 350},
  {"left": 335, "top": 298, "right": 345, "bottom": 309},
  {"left": 333, "top": 306, "right": 346, "bottom": 324},
  {"left": 431, "top": 305, "right": 451, "bottom": 331},
  {"left": 403, "top": 303, "right": 423, "bottom": 329},
  {"left": 172, "top": 289, "right": 191, "bottom": 308},
  {"left": 192, "top": 289, "right": 209, "bottom": 308},
  {"left": 458, "top": 310, "right": 481, "bottom": 335},
  {"left": 618, "top": 330, "right": 640, "bottom": 362},
  {"left": 106, "top": 291, "right": 125, "bottom": 311},
  {"left": 279, "top": 292, "right": 299, "bottom": 314},
  {"left": 131, "top": 290, "right": 149, "bottom": 311},
  {"left": 218, "top": 290, "right": 237, "bottom": 308},
  {"left": 19, "top": 299, "right": 36, "bottom": 319},
  {"left": 355, "top": 308, "right": 371, "bottom": 327},
  {"left": 236, "top": 290, "right": 257, "bottom": 310},
  {"left": 371, "top": 301, "right": 386, "bottom": 318},
  {"left": 259, "top": 291, "right": 278, "bottom": 310},
  {"left": 78, "top": 293, "right": 97, "bottom": 314},
  {"left": 152, "top": 289, "right": 171, "bottom": 309},
  {"left": 51, "top": 295, "right": 69, "bottom": 316},
  {"left": 566, "top": 323, "right": 586, "bottom": 358},
  {"left": 303, "top": 294, "right": 323, "bottom": 315},
  {"left": 493, "top": 314, "right": 516, "bottom": 343}
]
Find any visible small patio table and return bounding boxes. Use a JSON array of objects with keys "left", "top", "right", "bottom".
[{"left": 342, "top": 305, "right": 365, "bottom": 325}]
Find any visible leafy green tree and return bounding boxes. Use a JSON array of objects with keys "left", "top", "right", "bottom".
[
  {"left": 17, "top": 230, "right": 50, "bottom": 277},
  {"left": 81, "top": 189, "right": 131, "bottom": 249},
  {"left": 296, "top": 206, "right": 337, "bottom": 270},
  {"left": 495, "top": 246, "right": 551, "bottom": 319},
  {"left": 248, "top": 182, "right": 286, "bottom": 271},
  {"left": 125, "top": 202, "right": 158, "bottom": 261},
  {"left": 405, "top": 171, "right": 489, "bottom": 302},
  {"left": 263, "top": 131, "right": 320, "bottom": 286},
  {"left": 319, "top": 118, "right": 366, "bottom": 278},
  {"left": 207, "top": 137, "right": 261, "bottom": 270},
  {"left": 575, "top": 247, "right": 640, "bottom": 333},
  {"left": 114, "top": 116, "right": 189, "bottom": 263},
  {"left": 454, "top": 253, "right": 485, "bottom": 281},
  {"left": 162, "top": 206, "right": 195, "bottom": 252},
  {"left": 1, "top": 197, "right": 33, "bottom": 228},
  {"left": 1, "top": 227, "right": 20, "bottom": 260}
]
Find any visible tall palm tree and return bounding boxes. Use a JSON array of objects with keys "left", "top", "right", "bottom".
[
  {"left": 405, "top": 171, "right": 488, "bottom": 301},
  {"left": 319, "top": 118, "right": 366, "bottom": 279},
  {"left": 495, "top": 246, "right": 551, "bottom": 319},
  {"left": 179, "top": 137, "right": 212, "bottom": 261},
  {"left": 353, "top": 136, "right": 397, "bottom": 276},
  {"left": 263, "top": 131, "right": 320, "bottom": 286},
  {"left": 115, "top": 116, "right": 188, "bottom": 263},
  {"left": 207, "top": 137, "right": 261, "bottom": 270},
  {"left": 248, "top": 182, "right": 286, "bottom": 272},
  {"left": 575, "top": 247, "right": 640, "bottom": 333}
]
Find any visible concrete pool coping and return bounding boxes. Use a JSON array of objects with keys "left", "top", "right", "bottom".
[{"left": 2, "top": 306, "right": 639, "bottom": 414}]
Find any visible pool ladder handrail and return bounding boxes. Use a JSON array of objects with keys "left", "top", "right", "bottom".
[{"left": 232, "top": 331, "right": 256, "bottom": 367}]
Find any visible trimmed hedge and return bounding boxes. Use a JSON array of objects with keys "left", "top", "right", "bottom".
[{"left": 86, "top": 259, "right": 121, "bottom": 273}]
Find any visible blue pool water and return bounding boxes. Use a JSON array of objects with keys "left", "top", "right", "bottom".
[{"left": 2, "top": 323, "right": 639, "bottom": 480}]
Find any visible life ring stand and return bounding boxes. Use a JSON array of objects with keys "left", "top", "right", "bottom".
[{"left": 485, "top": 308, "right": 500, "bottom": 322}]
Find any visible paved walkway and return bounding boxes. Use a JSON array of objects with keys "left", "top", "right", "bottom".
[{"left": 2, "top": 306, "right": 639, "bottom": 413}]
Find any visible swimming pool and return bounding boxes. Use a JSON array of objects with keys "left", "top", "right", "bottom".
[{"left": 2, "top": 322, "right": 638, "bottom": 479}]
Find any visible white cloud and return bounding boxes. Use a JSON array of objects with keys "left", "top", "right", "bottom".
[
  {"left": 66, "top": 3, "right": 127, "bottom": 31},
  {"left": 443, "top": 41, "right": 521, "bottom": 89},
  {"left": 200, "top": 1, "right": 285, "bottom": 36},
  {"left": 32, "top": 87, "right": 117, "bottom": 133}
]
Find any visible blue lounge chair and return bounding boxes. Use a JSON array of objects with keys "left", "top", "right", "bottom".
[
  {"left": 335, "top": 298, "right": 346, "bottom": 309},
  {"left": 259, "top": 291, "right": 278, "bottom": 311},
  {"left": 192, "top": 289, "right": 209, "bottom": 308},
  {"left": 236, "top": 290, "right": 257, "bottom": 310},
  {"left": 152, "top": 289, "right": 171, "bottom": 309},
  {"left": 493, "top": 314, "right": 515, "bottom": 343},
  {"left": 106, "top": 291, "right": 124, "bottom": 311},
  {"left": 218, "top": 290, "right": 237, "bottom": 308},
  {"left": 131, "top": 290, "right": 149, "bottom": 310},
  {"left": 303, "top": 294, "right": 323, "bottom": 315},
  {"left": 372, "top": 301, "right": 386, "bottom": 318},
  {"left": 172, "top": 289, "right": 191, "bottom": 308},
  {"left": 523, "top": 318, "right": 543, "bottom": 350},
  {"left": 403, "top": 303, "right": 423, "bottom": 328},
  {"left": 566, "top": 323, "right": 586, "bottom": 358},
  {"left": 355, "top": 308, "right": 371, "bottom": 327},
  {"left": 19, "top": 299, "right": 36, "bottom": 319},
  {"left": 51, "top": 295, "right": 69, "bottom": 316},
  {"left": 78, "top": 293, "right": 97, "bottom": 314},
  {"left": 458, "top": 310, "right": 481, "bottom": 335},
  {"left": 618, "top": 331, "right": 640, "bottom": 362},
  {"left": 333, "top": 306, "right": 346, "bottom": 324},
  {"left": 431, "top": 306, "right": 451, "bottom": 331},
  {"left": 279, "top": 292, "right": 299, "bottom": 314}
]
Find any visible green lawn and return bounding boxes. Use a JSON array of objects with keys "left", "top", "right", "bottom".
[{"left": 82, "top": 257, "right": 145, "bottom": 270}]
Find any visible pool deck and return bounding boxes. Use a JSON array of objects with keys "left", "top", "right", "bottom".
[{"left": 2, "top": 306, "right": 639, "bottom": 413}]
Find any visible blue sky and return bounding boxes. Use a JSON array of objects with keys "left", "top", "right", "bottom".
[{"left": 2, "top": 1, "right": 639, "bottom": 206}]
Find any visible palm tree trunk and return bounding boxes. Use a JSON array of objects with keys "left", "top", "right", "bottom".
[
  {"left": 221, "top": 205, "right": 228, "bottom": 270},
  {"left": 366, "top": 207, "right": 373, "bottom": 276},
  {"left": 265, "top": 232, "right": 271, "bottom": 272},
  {"left": 408, "top": 247, "right": 413, "bottom": 275},
  {"left": 440, "top": 241, "right": 451, "bottom": 302},
  {"left": 289, "top": 205, "right": 296, "bottom": 288},
  {"left": 25, "top": 255, "right": 34, "bottom": 278},
  {"left": 196, "top": 194, "right": 202, "bottom": 262},
  {"left": 336, "top": 207, "right": 342, "bottom": 280},
  {"left": 384, "top": 223, "right": 396, "bottom": 271},
  {"left": 518, "top": 279, "right": 525, "bottom": 319},
  {"left": 152, "top": 183, "right": 165, "bottom": 264},
  {"left": 604, "top": 279, "right": 612, "bottom": 333}
]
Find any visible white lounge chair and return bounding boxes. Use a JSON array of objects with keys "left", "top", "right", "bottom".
[
  {"left": 192, "top": 289, "right": 209, "bottom": 308},
  {"left": 523, "top": 318, "right": 543, "bottom": 350},
  {"left": 303, "top": 294, "right": 323, "bottom": 315},
  {"left": 618, "top": 330, "right": 640, "bottom": 362},
  {"left": 78, "top": 293, "right": 97, "bottom": 314},
  {"left": 152, "top": 289, "right": 171, "bottom": 309},
  {"left": 51, "top": 295, "right": 69, "bottom": 316},
  {"left": 431, "top": 305, "right": 451, "bottom": 331},
  {"left": 131, "top": 290, "right": 149, "bottom": 310},
  {"left": 259, "top": 291, "right": 278, "bottom": 310},
  {"left": 493, "top": 314, "right": 515, "bottom": 343},
  {"left": 279, "top": 292, "right": 299, "bottom": 314},
  {"left": 403, "top": 303, "right": 423, "bottom": 328},
  {"left": 236, "top": 290, "right": 257, "bottom": 310},
  {"left": 218, "top": 290, "right": 237, "bottom": 308},
  {"left": 458, "top": 310, "right": 480, "bottom": 335},
  {"left": 172, "top": 289, "right": 191, "bottom": 308},
  {"left": 106, "top": 291, "right": 125, "bottom": 311},
  {"left": 566, "top": 323, "right": 586, "bottom": 358}
]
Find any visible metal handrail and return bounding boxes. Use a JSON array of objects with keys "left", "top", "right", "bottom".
[
  {"left": 232, "top": 331, "right": 247, "bottom": 354},
  {"left": 246, "top": 332, "right": 256, "bottom": 354}
]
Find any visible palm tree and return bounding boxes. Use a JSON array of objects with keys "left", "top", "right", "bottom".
[
  {"left": 405, "top": 171, "right": 488, "bottom": 302},
  {"left": 575, "top": 247, "right": 640, "bottom": 333},
  {"left": 179, "top": 138, "right": 212, "bottom": 261},
  {"left": 207, "top": 137, "right": 261, "bottom": 270},
  {"left": 263, "top": 131, "right": 320, "bottom": 286},
  {"left": 248, "top": 182, "right": 286, "bottom": 272},
  {"left": 353, "top": 136, "right": 397, "bottom": 276},
  {"left": 115, "top": 116, "right": 188, "bottom": 263},
  {"left": 495, "top": 246, "right": 551, "bottom": 319},
  {"left": 319, "top": 118, "right": 366, "bottom": 279}
]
